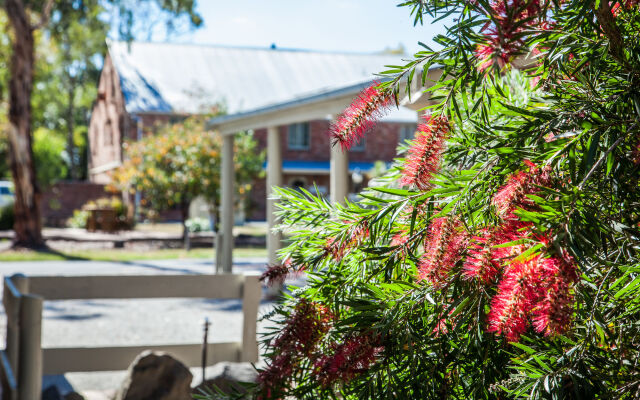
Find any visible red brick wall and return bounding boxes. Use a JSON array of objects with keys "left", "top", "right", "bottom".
[
  {"left": 253, "top": 120, "right": 407, "bottom": 163},
  {"left": 249, "top": 120, "right": 411, "bottom": 221},
  {"left": 41, "top": 181, "right": 116, "bottom": 227}
]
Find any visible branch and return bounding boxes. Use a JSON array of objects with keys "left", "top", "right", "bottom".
[
  {"left": 31, "top": 0, "right": 54, "bottom": 31},
  {"left": 594, "top": 0, "right": 626, "bottom": 64}
]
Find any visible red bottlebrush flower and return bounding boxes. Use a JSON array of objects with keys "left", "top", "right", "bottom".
[
  {"left": 532, "top": 254, "right": 577, "bottom": 336},
  {"left": 260, "top": 263, "right": 290, "bottom": 287},
  {"left": 486, "top": 255, "right": 541, "bottom": 341},
  {"left": 612, "top": 0, "right": 638, "bottom": 16},
  {"left": 314, "top": 334, "right": 382, "bottom": 387},
  {"left": 475, "top": 0, "right": 546, "bottom": 72},
  {"left": 401, "top": 115, "right": 449, "bottom": 191},
  {"left": 330, "top": 83, "right": 393, "bottom": 151},
  {"left": 418, "top": 216, "right": 470, "bottom": 286},
  {"left": 256, "top": 353, "right": 294, "bottom": 399},
  {"left": 475, "top": 38, "right": 513, "bottom": 72},
  {"left": 492, "top": 162, "right": 551, "bottom": 219},
  {"left": 257, "top": 299, "right": 334, "bottom": 398},
  {"left": 324, "top": 220, "right": 370, "bottom": 261},
  {"left": 462, "top": 228, "right": 502, "bottom": 284},
  {"left": 259, "top": 259, "right": 304, "bottom": 287},
  {"left": 272, "top": 299, "right": 333, "bottom": 356}
]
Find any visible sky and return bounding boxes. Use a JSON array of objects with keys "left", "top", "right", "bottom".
[{"left": 165, "top": 0, "right": 452, "bottom": 55}]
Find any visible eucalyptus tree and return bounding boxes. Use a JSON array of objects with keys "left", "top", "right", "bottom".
[{"left": 1, "top": 0, "right": 201, "bottom": 248}]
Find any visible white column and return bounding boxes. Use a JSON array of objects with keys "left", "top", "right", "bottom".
[
  {"left": 330, "top": 143, "right": 349, "bottom": 205},
  {"left": 266, "top": 126, "right": 283, "bottom": 266},
  {"left": 218, "top": 133, "right": 235, "bottom": 273}
]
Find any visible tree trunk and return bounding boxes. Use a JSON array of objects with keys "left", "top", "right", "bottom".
[
  {"left": 5, "top": 0, "right": 44, "bottom": 248},
  {"left": 181, "top": 200, "right": 190, "bottom": 251},
  {"left": 66, "top": 79, "right": 76, "bottom": 180}
]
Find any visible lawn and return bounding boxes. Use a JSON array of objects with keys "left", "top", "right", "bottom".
[{"left": 0, "top": 247, "right": 267, "bottom": 262}]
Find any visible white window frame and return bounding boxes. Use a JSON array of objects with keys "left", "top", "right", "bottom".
[
  {"left": 399, "top": 124, "right": 418, "bottom": 143},
  {"left": 287, "top": 123, "right": 310, "bottom": 150}
]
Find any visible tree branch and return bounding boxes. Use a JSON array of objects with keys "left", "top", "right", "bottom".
[
  {"left": 31, "top": 0, "right": 55, "bottom": 31},
  {"left": 594, "top": 0, "right": 626, "bottom": 64}
]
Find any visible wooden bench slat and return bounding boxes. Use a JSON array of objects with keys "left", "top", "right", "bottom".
[
  {"left": 42, "top": 342, "right": 241, "bottom": 374},
  {"left": 28, "top": 275, "right": 245, "bottom": 300}
]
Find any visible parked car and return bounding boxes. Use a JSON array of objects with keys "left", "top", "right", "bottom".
[{"left": 0, "top": 181, "right": 15, "bottom": 208}]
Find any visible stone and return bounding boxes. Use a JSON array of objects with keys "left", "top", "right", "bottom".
[
  {"left": 192, "top": 362, "right": 257, "bottom": 397},
  {"left": 42, "top": 385, "right": 62, "bottom": 400},
  {"left": 63, "top": 392, "right": 85, "bottom": 400},
  {"left": 115, "top": 351, "right": 193, "bottom": 400}
]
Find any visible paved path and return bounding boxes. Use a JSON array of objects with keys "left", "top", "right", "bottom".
[{"left": 0, "top": 258, "right": 299, "bottom": 397}]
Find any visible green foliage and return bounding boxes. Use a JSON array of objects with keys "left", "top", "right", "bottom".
[
  {"left": 111, "top": 116, "right": 264, "bottom": 224},
  {"left": 0, "top": 203, "right": 14, "bottom": 230},
  {"left": 66, "top": 196, "right": 130, "bottom": 229},
  {"left": 0, "top": 0, "right": 202, "bottom": 181},
  {"left": 32, "top": 128, "right": 67, "bottom": 188},
  {"left": 66, "top": 209, "right": 88, "bottom": 229},
  {"left": 241, "top": 2, "right": 640, "bottom": 400},
  {"left": 185, "top": 217, "right": 211, "bottom": 232}
]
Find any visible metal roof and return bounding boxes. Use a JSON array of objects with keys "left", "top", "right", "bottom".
[{"left": 108, "top": 41, "right": 417, "bottom": 122}]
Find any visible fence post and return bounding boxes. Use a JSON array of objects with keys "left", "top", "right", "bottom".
[
  {"left": 17, "top": 295, "right": 42, "bottom": 400},
  {"left": 3, "top": 274, "right": 27, "bottom": 385},
  {"left": 240, "top": 275, "right": 261, "bottom": 362}
]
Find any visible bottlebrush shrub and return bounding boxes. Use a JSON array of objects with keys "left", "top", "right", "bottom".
[{"left": 202, "top": 1, "right": 640, "bottom": 399}]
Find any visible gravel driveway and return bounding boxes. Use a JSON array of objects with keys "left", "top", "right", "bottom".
[{"left": 0, "top": 258, "right": 297, "bottom": 397}]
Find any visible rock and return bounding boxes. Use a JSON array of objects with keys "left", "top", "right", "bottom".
[
  {"left": 63, "top": 392, "right": 85, "bottom": 400},
  {"left": 192, "top": 362, "right": 257, "bottom": 397},
  {"left": 42, "top": 385, "right": 62, "bottom": 400},
  {"left": 115, "top": 351, "right": 193, "bottom": 400}
]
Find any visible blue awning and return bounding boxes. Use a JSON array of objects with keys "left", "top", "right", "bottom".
[{"left": 262, "top": 160, "right": 381, "bottom": 173}]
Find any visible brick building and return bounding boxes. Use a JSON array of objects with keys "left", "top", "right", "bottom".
[{"left": 88, "top": 41, "right": 418, "bottom": 221}]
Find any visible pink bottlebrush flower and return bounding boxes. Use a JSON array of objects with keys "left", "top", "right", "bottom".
[
  {"left": 314, "top": 334, "right": 382, "bottom": 387},
  {"left": 476, "top": 0, "right": 545, "bottom": 72},
  {"left": 612, "top": 0, "right": 638, "bottom": 16},
  {"left": 462, "top": 228, "right": 502, "bottom": 284},
  {"left": 391, "top": 231, "right": 410, "bottom": 247},
  {"left": 390, "top": 229, "right": 411, "bottom": 258},
  {"left": 418, "top": 216, "right": 470, "bottom": 286},
  {"left": 492, "top": 162, "right": 551, "bottom": 219},
  {"left": 486, "top": 255, "right": 541, "bottom": 341},
  {"left": 330, "top": 83, "right": 393, "bottom": 151},
  {"left": 433, "top": 306, "right": 459, "bottom": 336},
  {"left": 532, "top": 254, "right": 577, "bottom": 336},
  {"left": 476, "top": 40, "right": 512, "bottom": 72},
  {"left": 401, "top": 116, "right": 449, "bottom": 191}
]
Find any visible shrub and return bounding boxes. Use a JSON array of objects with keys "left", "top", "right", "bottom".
[
  {"left": 243, "top": 1, "right": 640, "bottom": 399},
  {"left": 66, "top": 209, "right": 89, "bottom": 229},
  {"left": 185, "top": 217, "right": 211, "bottom": 233},
  {"left": 66, "top": 196, "right": 131, "bottom": 230}
]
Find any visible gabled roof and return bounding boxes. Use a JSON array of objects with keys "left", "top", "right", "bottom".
[{"left": 108, "top": 41, "right": 416, "bottom": 122}]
